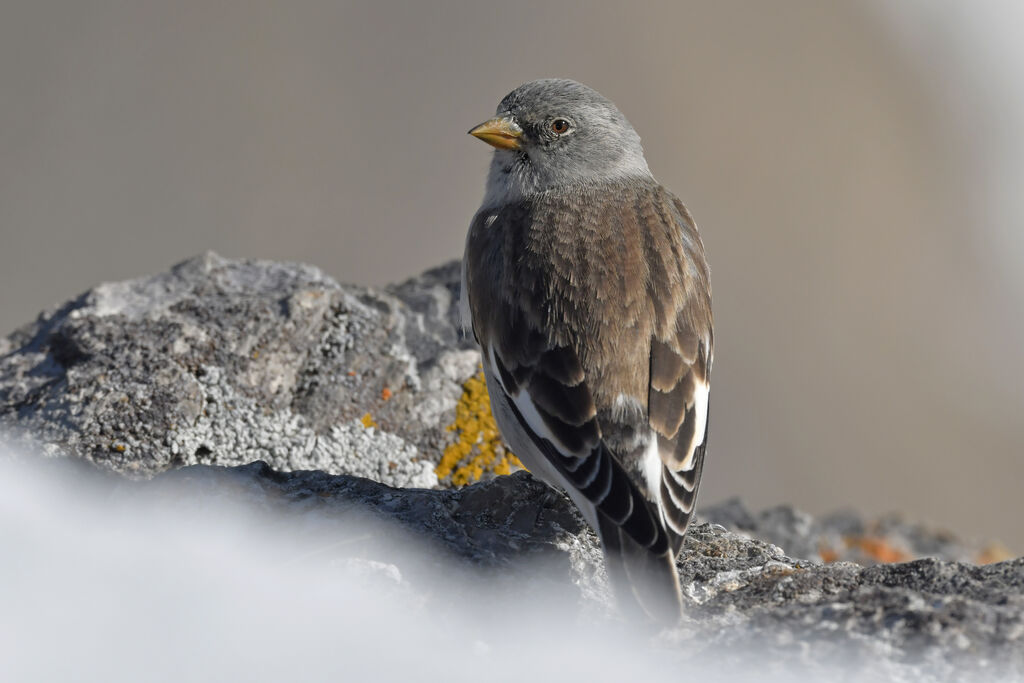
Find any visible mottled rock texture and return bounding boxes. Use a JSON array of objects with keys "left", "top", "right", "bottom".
[
  {"left": 0, "top": 252, "right": 475, "bottom": 486},
  {"left": 1, "top": 253, "right": 1021, "bottom": 681},
  {"left": 145, "top": 462, "right": 1024, "bottom": 682}
]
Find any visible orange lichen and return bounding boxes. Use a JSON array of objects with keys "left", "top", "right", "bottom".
[
  {"left": 381, "top": 386, "right": 393, "bottom": 401},
  {"left": 977, "top": 542, "right": 1014, "bottom": 565},
  {"left": 360, "top": 413, "right": 378, "bottom": 429},
  {"left": 818, "top": 545, "right": 840, "bottom": 563},
  {"left": 845, "top": 536, "right": 911, "bottom": 563},
  {"left": 435, "top": 370, "right": 523, "bottom": 486}
]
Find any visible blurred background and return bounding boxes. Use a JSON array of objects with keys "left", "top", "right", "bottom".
[{"left": 1, "top": 1, "right": 1021, "bottom": 548}]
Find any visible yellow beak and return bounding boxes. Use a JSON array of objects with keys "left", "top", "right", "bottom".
[{"left": 468, "top": 116, "right": 522, "bottom": 150}]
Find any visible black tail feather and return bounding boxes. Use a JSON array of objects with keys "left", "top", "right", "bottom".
[{"left": 597, "top": 512, "right": 683, "bottom": 626}]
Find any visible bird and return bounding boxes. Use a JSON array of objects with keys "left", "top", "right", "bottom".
[{"left": 461, "top": 79, "right": 712, "bottom": 625}]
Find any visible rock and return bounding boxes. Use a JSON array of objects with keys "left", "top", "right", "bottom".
[
  {"left": 140, "top": 460, "right": 1024, "bottom": 681},
  {"left": 0, "top": 252, "right": 477, "bottom": 485},
  {"left": 701, "top": 498, "right": 985, "bottom": 565},
  {"left": 1, "top": 253, "right": 1021, "bottom": 680}
]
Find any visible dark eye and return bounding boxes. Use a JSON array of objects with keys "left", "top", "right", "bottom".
[{"left": 550, "top": 118, "right": 570, "bottom": 134}]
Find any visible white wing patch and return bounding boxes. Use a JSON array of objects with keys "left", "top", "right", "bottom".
[
  {"left": 670, "top": 337, "right": 711, "bottom": 473},
  {"left": 680, "top": 376, "right": 709, "bottom": 472},
  {"left": 481, "top": 344, "right": 602, "bottom": 532},
  {"left": 484, "top": 345, "right": 594, "bottom": 459},
  {"left": 641, "top": 433, "right": 663, "bottom": 505}
]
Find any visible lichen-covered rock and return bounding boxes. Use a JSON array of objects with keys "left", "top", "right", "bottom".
[
  {"left": 2, "top": 253, "right": 1022, "bottom": 680},
  {"left": 0, "top": 252, "right": 476, "bottom": 486},
  {"left": 435, "top": 370, "right": 523, "bottom": 486},
  {"left": 701, "top": 497, "right": 996, "bottom": 565}
]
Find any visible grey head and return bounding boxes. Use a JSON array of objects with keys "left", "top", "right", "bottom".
[{"left": 469, "top": 79, "right": 652, "bottom": 206}]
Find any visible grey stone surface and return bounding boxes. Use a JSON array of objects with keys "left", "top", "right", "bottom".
[
  {"left": 2, "top": 253, "right": 1022, "bottom": 680},
  {"left": 139, "top": 461, "right": 1023, "bottom": 682},
  {"left": 0, "top": 252, "right": 477, "bottom": 485},
  {"left": 700, "top": 498, "right": 987, "bottom": 565}
]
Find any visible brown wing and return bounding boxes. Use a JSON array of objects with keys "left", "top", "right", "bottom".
[
  {"left": 651, "top": 326, "right": 712, "bottom": 554},
  {"left": 646, "top": 197, "right": 713, "bottom": 555}
]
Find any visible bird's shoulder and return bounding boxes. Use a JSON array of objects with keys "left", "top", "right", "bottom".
[
  {"left": 464, "top": 177, "right": 710, "bottom": 408},
  {"left": 465, "top": 176, "right": 704, "bottom": 293}
]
